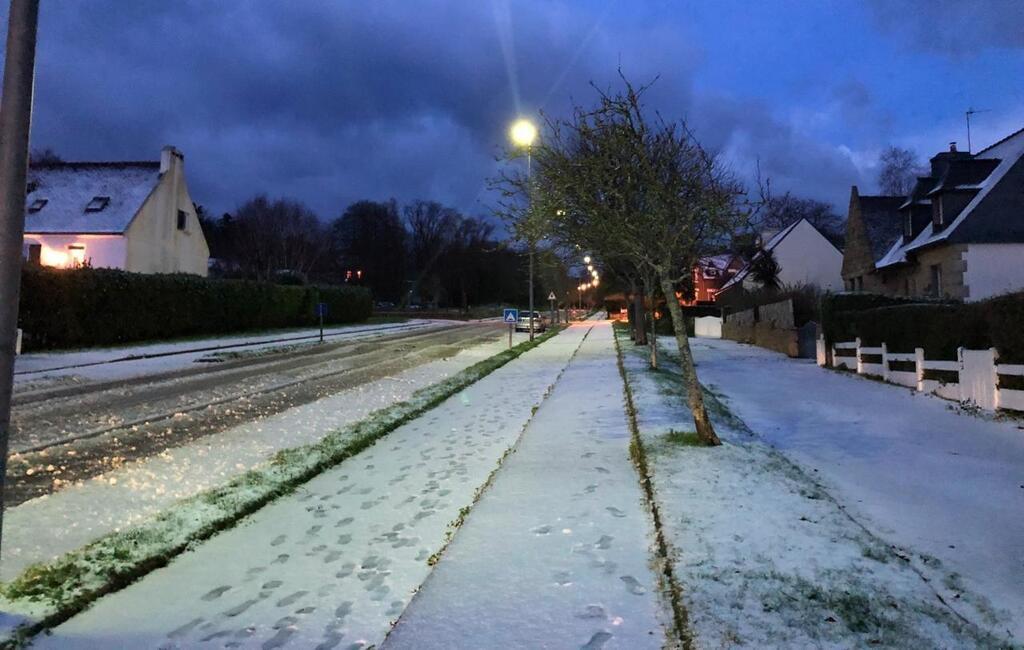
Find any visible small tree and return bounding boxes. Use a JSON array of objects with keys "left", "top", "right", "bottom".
[
  {"left": 750, "top": 248, "right": 781, "bottom": 290},
  {"left": 536, "top": 76, "right": 747, "bottom": 445}
]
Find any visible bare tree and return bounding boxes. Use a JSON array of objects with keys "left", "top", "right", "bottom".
[
  {"left": 759, "top": 193, "right": 845, "bottom": 247},
  {"left": 232, "top": 195, "right": 327, "bottom": 281},
  {"left": 536, "top": 76, "right": 748, "bottom": 446},
  {"left": 403, "top": 200, "right": 459, "bottom": 307},
  {"left": 878, "top": 145, "right": 922, "bottom": 196}
]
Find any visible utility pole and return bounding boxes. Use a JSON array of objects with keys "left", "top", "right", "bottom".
[
  {"left": 0, "top": 0, "right": 40, "bottom": 554},
  {"left": 965, "top": 107, "right": 990, "bottom": 153}
]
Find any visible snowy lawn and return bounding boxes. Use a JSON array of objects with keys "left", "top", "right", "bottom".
[
  {"left": 1, "top": 333, "right": 510, "bottom": 583},
  {"left": 691, "top": 337, "right": 1024, "bottom": 643},
  {"left": 619, "top": 331, "right": 1011, "bottom": 648},
  {"left": 385, "top": 320, "right": 668, "bottom": 649},
  {"left": 22, "top": 324, "right": 593, "bottom": 649},
  {"left": 13, "top": 319, "right": 438, "bottom": 389}
]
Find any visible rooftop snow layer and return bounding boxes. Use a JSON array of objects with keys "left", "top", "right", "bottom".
[{"left": 24, "top": 162, "right": 161, "bottom": 234}]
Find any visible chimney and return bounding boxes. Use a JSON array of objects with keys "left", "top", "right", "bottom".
[
  {"left": 949, "top": 141, "right": 957, "bottom": 152},
  {"left": 160, "top": 145, "right": 182, "bottom": 174}
]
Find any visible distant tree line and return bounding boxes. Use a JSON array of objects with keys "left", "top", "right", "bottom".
[{"left": 199, "top": 196, "right": 558, "bottom": 309}]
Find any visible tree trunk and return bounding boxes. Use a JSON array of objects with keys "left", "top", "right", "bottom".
[
  {"left": 648, "top": 294, "right": 658, "bottom": 369},
  {"left": 633, "top": 285, "right": 647, "bottom": 345},
  {"left": 660, "top": 277, "right": 720, "bottom": 446}
]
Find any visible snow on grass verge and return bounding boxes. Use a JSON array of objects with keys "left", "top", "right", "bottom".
[
  {"left": 0, "top": 327, "right": 564, "bottom": 647},
  {"left": 615, "top": 330, "right": 1011, "bottom": 649}
]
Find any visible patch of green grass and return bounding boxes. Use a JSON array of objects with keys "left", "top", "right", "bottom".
[
  {"left": 0, "top": 326, "right": 564, "bottom": 647},
  {"left": 663, "top": 429, "right": 704, "bottom": 447}
]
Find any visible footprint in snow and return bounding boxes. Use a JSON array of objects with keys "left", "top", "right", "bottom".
[
  {"left": 270, "top": 535, "right": 287, "bottom": 547},
  {"left": 553, "top": 570, "right": 573, "bottom": 586},
  {"left": 201, "top": 586, "right": 231, "bottom": 601},
  {"left": 262, "top": 580, "right": 283, "bottom": 590},
  {"left": 531, "top": 525, "right": 552, "bottom": 535},
  {"left": 620, "top": 575, "right": 646, "bottom": 595},
  {"left": 594, "top": 535, "right": 613, "bottom": 550},
  {"left": 581, "top": 631, "right": 614, "bottom": 650},
  {"left": 605, "top": 507, "right": 626, "bottom": 518},
  {"left": 262, "top": 627, "right": 296, "bottom": 649},
  {"left": 276, "top": 590, "right": 308, "bottom": 607},
  {"left": 336, "top": 517, "right": 354, "bottom": 528},
  {"left": 594, "top": 466, "right": 610, "bottom": 474},
  {"left": 575, "top": 604, "right": 607, "bottom": 619},
  {"left": 167, "top": 617, "right": 204, "bottom": 638}
]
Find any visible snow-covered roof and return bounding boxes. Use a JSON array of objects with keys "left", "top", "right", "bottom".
[
  {"left": 23, "top": 162, "right": 161, "bottom": 234},
  {"left": 700, "top": 253, "right": 737, "bottom": 272},
  {"left": 877, "top": 126, "right": 1024, "bottom": 268},
  {"left": 718, "top": 219, "right": 806, "bottom": 292}
]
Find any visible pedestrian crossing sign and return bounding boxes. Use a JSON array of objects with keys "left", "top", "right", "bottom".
[{"left": 503, "top": 308, "right": 519, "bottom": 323}]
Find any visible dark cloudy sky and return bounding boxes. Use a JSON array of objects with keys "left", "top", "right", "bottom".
[{"left": 7, "top": 0, "right": 1024, "bottom": 220}]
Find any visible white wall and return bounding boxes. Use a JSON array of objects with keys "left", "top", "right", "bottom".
[
  {"left": 962, "top": 244, "right": 1024, "bottom": 301},
  {"left": 773, "top": 220, "right": 844, "bottom": 291},
  {"left": 694, "top": 316, "right": 722, "bottom": 338},
  {"left": 22, "top": 233, "right": 126, "bottom": 269}
]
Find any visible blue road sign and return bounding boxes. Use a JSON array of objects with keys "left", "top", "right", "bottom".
[
  {"left": 316, "top": 302, "right": 328, "bottom": 317},
  {"left": 503, "top": 308, "right": 519, "bottom": 324}
]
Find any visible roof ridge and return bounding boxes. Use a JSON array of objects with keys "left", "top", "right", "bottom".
[
  {"left": 975, "top": 124, "right": 1024, "bottom": 155},
  {"left": 31, "top": 161, "right": 160, "bottom": 169}
]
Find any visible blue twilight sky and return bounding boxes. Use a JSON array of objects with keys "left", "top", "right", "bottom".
[{"left": 4, "top": 0, "right": 1023, "bottom": 220}]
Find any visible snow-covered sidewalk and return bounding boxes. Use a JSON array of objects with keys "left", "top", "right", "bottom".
[
  {"left": 14, "top": 319, "right": 440, "bottom": 388},
  {"left": 619, "top": 334, "right": 1015, "bottom": 647},
  {"left": 385, "top": 320, "right": 666, "bottom": 649},
  {"left": 30, "top": 324, "right": 593, "bottom": 649},
  {"left": 2, "top": 333, "right": 507, "bottom": 582},
  {"left": 691, "top": 337, "right": 1024, "bottom": 641}
]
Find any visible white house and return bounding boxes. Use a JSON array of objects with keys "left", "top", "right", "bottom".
[
  {"left": 22, "top": 146, "right": 209, "bottom": 276},
  {"left": 719, "top": 218, "right": 844, "bottom": 294}
]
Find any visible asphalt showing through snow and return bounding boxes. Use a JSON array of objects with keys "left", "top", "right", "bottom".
[{"left": 30, "top": 324, "right": 594, "bottom": 649}]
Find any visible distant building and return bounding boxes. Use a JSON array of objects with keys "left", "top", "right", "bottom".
[
  {"left": 842, "top": 127, "right": 1024, "bottom": 301},
  {"left": 22, "top": 146, "right": 209, "bottom": 276},
  {"left": 681, "top": 254, "right": 744, "bottom": 305},
  {"left": 718, "top": 218, "right": 844, "bottom": 295}
]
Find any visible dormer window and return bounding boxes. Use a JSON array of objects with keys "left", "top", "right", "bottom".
[
  {"left": 28, "top": 198, "right": 47, "bottom": 213},
  {"left": 85, "top": 196, "right": 110, "bottom": 212}
]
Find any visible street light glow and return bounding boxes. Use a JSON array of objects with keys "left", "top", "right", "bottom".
[
  {"left": 583, "top": 255, "right": 591, "bottom": 264},
  {"left": 587, "top": 264, "right": 594, "bottom": 272},
  {"left": 509, "top": 118, "right": 537, "bottom": 147}
]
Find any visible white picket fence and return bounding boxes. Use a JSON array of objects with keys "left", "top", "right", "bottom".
[{"left": 820, "top": 336, "right": 1024, "bottom": 412}]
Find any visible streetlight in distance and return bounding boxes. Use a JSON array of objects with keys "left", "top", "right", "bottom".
[
  {"left": 583, "top": 255, "right": 591, "bottom": 265},
  {"left": 509, "top": 117, "right": 538, "bottom": 340}
]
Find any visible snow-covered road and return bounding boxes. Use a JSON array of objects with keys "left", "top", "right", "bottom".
[
  {"left": 30, "top": 324, "right": 594, "bottom": 649},
  {"left": 14, "top": 319, "right": 442, "bottom": 388},
  {"left": 385, "top": 321, "right": 666, "bottom": 649},
  {"left": 690, "top": 337, "right": 1024, "bottom": 640},
  {"left": 2, "top": 331, "right": 510, "bottom": 582}
]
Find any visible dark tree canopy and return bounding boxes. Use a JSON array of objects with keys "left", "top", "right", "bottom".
[{"left": 331, "top": 200, "right": 407, "bottom": 302}]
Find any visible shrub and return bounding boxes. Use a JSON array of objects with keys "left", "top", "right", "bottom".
[
  {"left": 822, "top": 290, "right": 1024, "bottom": 363},
  {"left": 18, "top": 267, "right": 372, "bottom": 350}
]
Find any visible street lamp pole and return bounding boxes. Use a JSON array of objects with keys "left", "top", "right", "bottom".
[
  {"left": 527, "top": 146, "right": 535, "bottom": 341},
  {"left": 510, "top": 118, "right": 538, "bottom": 341},
  {"left": 0, "top": 0, "right": 40, "bottom": 555}
]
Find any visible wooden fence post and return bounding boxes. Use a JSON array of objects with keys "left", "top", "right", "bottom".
[
  {"left": 915, "top": 347, "right": 925, "bottom": 392},
  {"left": 855, "top": 337, "right": 863, "bottom": 375}
]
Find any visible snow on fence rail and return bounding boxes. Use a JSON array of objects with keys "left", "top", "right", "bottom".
[{"left": 821, "top": 336, "right": 1024, "bottom": 412}]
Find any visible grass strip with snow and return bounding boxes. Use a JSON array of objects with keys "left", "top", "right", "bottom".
[
  {"left": 615, "top": 329, "right": 1011, "bottom": 649},
  {"left": 0, "top": 327, "right": 563, "bottom": 646}
]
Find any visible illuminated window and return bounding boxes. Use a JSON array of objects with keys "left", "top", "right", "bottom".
[
  {"left": 68, "top": 244, "right": 86, "bottom": 266},
  {"left": 28, "top": 198, "right": 47, "bottom": 213},
  {"left": 85, "top": 196, "right": 110, "bottom": 212}
]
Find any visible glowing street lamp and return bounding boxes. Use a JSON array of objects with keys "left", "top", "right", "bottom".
[
  {"left": 509, "top": 117, "right": 538, "bottom": 339},
  {"left": 583, "top": 255, "right": 591, "bottom": 264},
  {"left": 509, "top": 118, "right": 537, "bottom": 148}
]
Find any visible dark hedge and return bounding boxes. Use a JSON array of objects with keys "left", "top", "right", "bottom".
[
  {"left": 822, "top": 291, "right": 1024, "bottom": 363},
  {"left": 18, "top": 267, "right": 372, "bottom": 351}
]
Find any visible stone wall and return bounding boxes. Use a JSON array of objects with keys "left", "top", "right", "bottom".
[{"left": 722, "top": 299, "right": 800, "bottom": 357}]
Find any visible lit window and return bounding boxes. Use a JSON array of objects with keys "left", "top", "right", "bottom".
[
  {"left": 85, "top": 196, "right": 110, "bottom": 212},
  {"left": 68, "top": 244, "right": 86, "bottom": 267},
  {"left": 28, "top": 198, "right": 47, "bottom": 213}
]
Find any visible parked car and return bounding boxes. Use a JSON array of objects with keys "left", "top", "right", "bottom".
[{"left": 515, "top": 311, "right": 547, "bottom": 333}]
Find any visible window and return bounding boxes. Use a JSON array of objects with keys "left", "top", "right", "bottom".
[
  {"left": 27, "top": 244, "right": 41, "bottom": 264},
  {"left": 68, "top": 244, "right": 86, "bottom": 267},
  {"left": 177, "top": 210, "right": 188, "bottom": 231},
  {"left": 905, "top": 213, "right": 912, "bottom": 239},
  {"left": 930, "top": 264, "right": 942, "bottom": 298},
  {"left": 28, "top": 198, "right": 47, "bottom": 213},
  {"left": 85, "top": 196, "right": 110, "bottom": 212}
]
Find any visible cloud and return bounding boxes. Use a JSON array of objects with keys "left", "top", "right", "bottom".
[
  {"left": 867, "top": 0, "right": 1024, "bottom": 56},
  {"left": 6, "top": 0, "right": 883, "bottom": 221}
]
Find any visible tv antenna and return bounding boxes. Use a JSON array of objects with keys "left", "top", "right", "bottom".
[{"left": 965, "top": 107, "right": 991, "bottom": 153}]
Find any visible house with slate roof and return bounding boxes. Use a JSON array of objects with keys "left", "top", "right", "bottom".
[
  {"left": 841, "top": 127, "right": 1024, "bottom": 301},
  {"left": 22, "top": 146, "right": 209, "bottom": 276}
]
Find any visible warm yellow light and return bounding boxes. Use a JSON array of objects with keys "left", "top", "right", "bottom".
[
  {"left": 509, "top": 118, "right": 537, "bottom": 147},
  {"left": 592, "top": 278, "right": 600, "bottom": 287},
  {"left": 583, "top": 255, "right": 591, "bottom": 264},
  {"left": 40, "top": 246, "right": 69, "bottom": 267}
]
